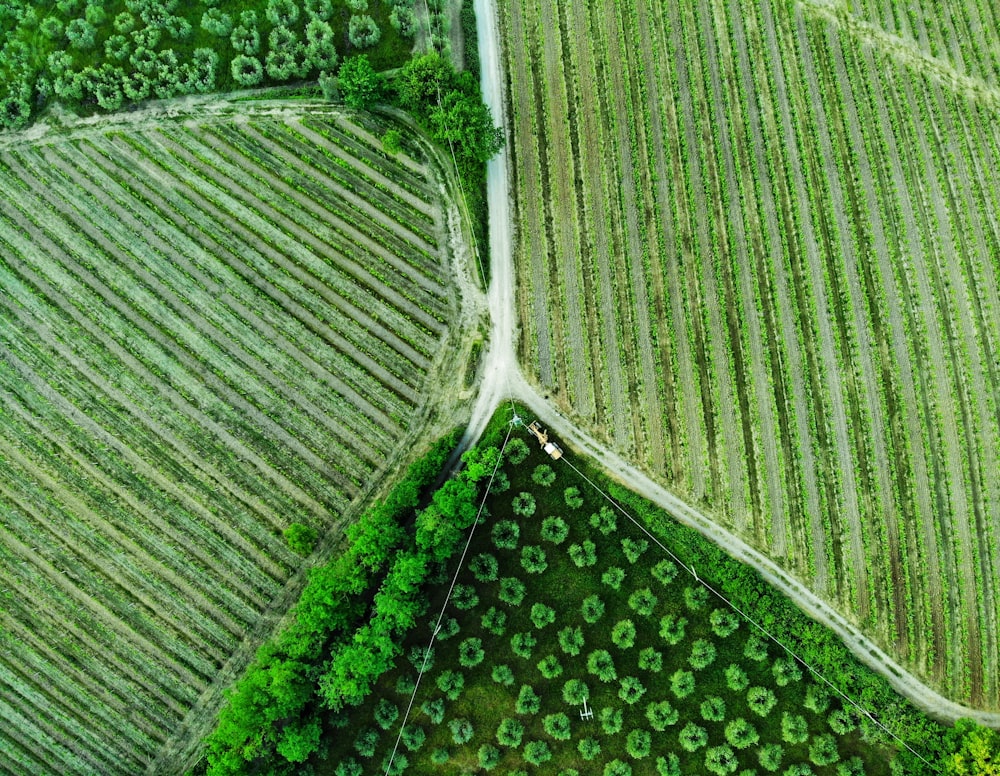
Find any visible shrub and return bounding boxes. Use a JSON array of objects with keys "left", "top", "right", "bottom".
[
  {"left": 436, "top": 669, "right": 464, "bottom": 701},
  {"left": 511, "top": 631, "right": 537, "bottom": 659},
  {"left": 436, "top": 616, "right": 460, "bottom": 640},
  {"left": 659, "top": 614, "right": 687, "bottom": 645},
  {"left": 496, "top": 717, "right": 524, "bottom": 747},
  {"left": 628, "top": 588, "right": 657, "bottom": 616},
  {"left": 619, "top": 676, "right": 646, "bottom": 704},
  {"left": 477, "top": 742, "right": 501, "bottom": 770},
  {"left": 231, "top": 18, "right": 260, "bottom": 55},
  {"left": 747, "top": 686, "right": 778, "bottom": 717},
  {"left": 511, "top": 491, "right": 536, "bottom": 516},
  {"left": 481, "top": 606, "right": 507, "bottom": 635},
  {"left": 489, "top": 470, "right": 510, "bottom": 493},
  {"left": 374, "top": 699, "right": 399, "bottom": 730},
  {"left": 781, "top": 712, "right": 809, "bottom": 744},
  {"left": 564, "top": 486, "right": 584, "bottom": 508},
  {"left": 498, "top": 577, "right": 526, "bottom": 606},
  {"left": 541, "top": 516, "right": 569, "bottom": 544},
  {"left": 590, "top": 505, "right": 616, "bottom": 534},
  {"left": 836, "top": 756, "right": 865, "bottom": 776},
  {"left": 231, "top": 55, "right": 264, "bottom": 85},
  {"left": 537, "top": 654, "right": 563, "bottom": 679},
  {"left": 430, "top": 747, "right": 449, "bottom": 764},
  {"left": 390, "top": 5, "right": 417, "bottom": 37},
  {"left": 523, "top": 740, "right": 552, "bottom": 765},
  {"left": 452, "top": 583, "right": 479, "bottom": 610},
  {"left": 579, "top": 737, "right": 602, "bottom": 760},
  {"left": 421, "top": 698, "right": 445, "bottom": 724},
  {"left": 688, "top": 638, "right": 717, "bottom": 670},
  {"left": 201, "top": 8, "right": 233, "bottom": 36},
  {"left": 305, "top": 18, "right": 338, "bottom": 70},
  {"left": 611, "top": 619, "right": 637, "bottom": 649},
  {"left": 679, "top": 721, "right": 708, "bottom": 752},
  {"left": 605, "top": 760, "right": 633, "bottom": 776},
  {"left": 626, "top": 729, "right": 651, "bottom": 759},
  {"left": 530, "top": 603, "right": 556, "bottom": 629},
  {"left": 569, "top": 539, "right": 597, "bottom": 567},
  {"left": 558, "top": 625, "right": 585, "bottom": 656},
  {"left": 401, "top": 723, "right": 425, "bottom": 752},
  {"left": 744, "top": 633, "right": 769, "bottom": 662},
  {"left": 772, "top": 657, "right": 803, "bottom": 686},
  {"left": 587, "top": 649, "right": 617, "bottom": 682},
  {"left": 515, "top": 684, "right": 540, "bottom": 715},
  {"left": 710, "top": 608, "right": 740, "bottom": 638},
  {"left": 66, "top": 18, "right": 96, "bottom": 49},
  {"left": 562, "top": 678, "right": 589, "bottom": 704},
  {"left": 758, "top": 743, "right": 784, "bottom": 772},
  {"left": 622, "top": 537, "right": 649, "bottom": 563},
  {"left": 646, "top": 700, "right": 679, "bottom": 731},
  {"left": 657, "top": 754, "right": 682, "bottom": 776},
  {"left": 505, "top": 438, "right": 529, "bottom": 465},
  {"left": 458, "top": 637, "right": 484, "bottom": 668},
  {"left": 809, "top": 733, "right": 840, "bottom": 766},
  {"left": 543, "top": 712, "right": 571, "bottom": 740},
  {"left": 638, "top": 647, "right": 663, "bottom": 672},
  {"left": 581, "top": 594, "right": 605, "bottom": 623},
  {"left": 684, "top": 585, "right": 709, "bottom": 610},
  {"left": 491, "top": 663, "right": 515, "bottom": 686},
  {"left": 652, "top": 559, "right": 679, "bottom": 586},
  {"left": 492, "top": 520, "right": 520, "bottom": 550},
  {"left": 725, "top": 664, "right": 749, "bottom": 692},
  {"left": 602, "top": 566, "right": 626, "bottom": 590},
  {"left": 725, "top": 718, "right": 759, "bottom": 749},
  {"left": 804, "top": 684, "right": 831, "bottom": 715},
  {"left": 599, "top": 706, "right": 623, "bottom": 735},
  {"left": 395, "top": 674, "right": 415, "bottom": 695},
  {"left": 533, "top": 464, "right": 556, "bottom": 486},
  {"left": 354, "top": 727, "right": 378, "bottom": 757},
  {"left": 670, "top": 669, "right": 695, "bottom": 699},
  {"left": 828, "top": 708, "right": 856, "bottom": 735},
  {"left": 701, "top": 696, "right": 726, "bottom": 722},
  {"left": 470, "top": 553, "right": 499, "bottom": 582},
  {"left": 705, "top": 745, "right": 739, "bottom": 776},
  {"left": 449, "top": 718, "right": 473, "bottom": 745},
  {"left": 338, "top": 54, "right": 382, "bottom": 108},
  {"left": 267, "top": 0, "right": 299, "bottom": 25},
  {"left": 521, "top": 545, "right": 548, "bottom": 574}
]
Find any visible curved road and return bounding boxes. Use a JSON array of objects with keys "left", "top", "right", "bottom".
[{"left": 469, "top": 0, "right": 1000, "bottom": 728}]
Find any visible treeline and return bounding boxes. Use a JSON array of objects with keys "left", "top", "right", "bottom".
[{"left": 199, "top": 424, "right": 504, "bottom": 775}]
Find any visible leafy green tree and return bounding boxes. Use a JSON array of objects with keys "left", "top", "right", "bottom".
[
  {"left": 809, "top": 733, "right": 840, "bottom": 766},
  {"left": 492, "top": 663, "right": 514, "bottom": 686},
  {"left": 588, "top": 649, "right": 617, "bottom": 682},
  {"left": 505, "top": 438, "right": 530, "bottom": 465},
  {"left": 266, "top": 0, "right": 299, "bottom": 25},
  {"left": 497, "top": 717, "right": 524, "bottom": 747},
  {"left": 284, "top": 522, "right": 318, "bottom": 555},
  {"left": 335, "top": 757, "right": 363, "bottom": 776},
  {"left": 579, "top": 737, "right": 602, "bottom": 760},
  {"left": 652, "top": 559, "right": 679, "bottom": 586},
  {"left": 670, "top": 669, "right": 695, "bottom": 699},
  {"left": 374, "top": 698, "right": 399, "bottom": 730},
  {"left": 582, "top": 594, "right": 605, "bottom": 623},
  {"left": 430, "top": 748, "right": 449, "bottom": 764},
  {"left": 276, "top": 715, "right": 321, "bottom": 762},
  {"left": 348, "top": 14, "right": 381, "bottom": 48},
  {"left": 569, "top": 540, "right": 597, "bottom": 567},
  {"left": 470, "top": 552, "right": 499, "bottom": 582},
  {"left": 804, "top": 684, "right": 831, "bottom": 715},
  {"left": 828, "top": 708, "right": 856, "bottom": 735},
  {"left": 511, "top": 631, "right": 537, "bottom": 659},
  {"left": 629, "top": 588, "right": 657, "bottom": 616},
  {"left": 231, "top": 55, "right": 263, "bottom": 86},
  {"left": 564, "top": 486, "right": 584, "bottom": 508},
  {"left": 679, "top": 721, "right": 709, "bottom": 752},
  {"left": 705, "top": 745, "right": 739, "bottom": 776},
  {"left": 772, "top": 657, "right": 803, "bottom": 686},
  {"left": 657, "top": 754, "right": 682, "bottom": 776},
  {"left": 747, "top": 686, "right": 778, "bottom": 717},
  {"left": 515, "top": 684, "right": 541, "bottom": 715},
  {"left": 337, "top": 54, "right": 383, "bottom": 109},
  {"left": 781, "top": 712, "right": 809, "bottom": 744},
  {"left": 390, "top": 5, "right": 417, "bottom": 37},
  {"left": 354, "top": 727, "right": 379, "bottom": 757},
  {"left": 40, "top": 16, "right": 64, "bottom": 40},
  {"left": 66, "top": 18, "right": 96, "bottom": 49},
  {"left": 622, "top": 537, "right": 649, "bottom": 563},
  {"left": 532, "top": 464, "right": 556, "bottom": 486},
  {"left": 530, "top": 603, "right": 556, "bottom": 629},
  {"left": 619, "top": 676, "right": 646, "bottom": 705},
  {"left": 744, "top": 633, "right": 769, "bottom": 662},
  {"left": 481, "top": 606, "right": 507, "bottom": 635},
  {"left": 562, "top": 678, "right": 589, "bottom": 704},
  {"left": 522, "top": 740, "right": 553, "bottom": 766},
  {"left": 541, "top": 516, "right": 569, "bottom": 544},
  {"left": 436, "top": 669, "right": 464, "bottom": 700},
  {"left": 478, "top": 743, "right": 501, "bottom": 770},
  {"left": 421, "top": 697, "right": 445, "bottom": 724},
  {"left": 784, "top": 765, "right": 814, "bottom": 776},
  {"left": 725, "top": 664, "right": 749, "bottom": 692},
  {"left": 451, "top": 583, "right": 478, "bottom": 610},
  {"left": 725, "top": 718, "right": 760, "bottom": 749},
  {"left": 231, "top": 15, "right": 260, "bottom": 55},
  {"left": 537, "top": 654, "right": 563, "bottom": 679},
  {"left": 511, "top": 491, "right": 536, "bottom": 516},
  {"left": 600, "top": 707, "right": 623, "bottom": 735},
  {"left": 449, "top": 718, "right": 473, "bottom": 745},
  {"left": 689, "top": 638, "right": 717, "bottom": 670},
  {"left": 684, "top": 585, "right": 709, "bottom": 610},
  {"left": 646, "top": 700, "right": 679, "bottom": 731},
  {"left": 701, "top": 696, "right": 726, "bottom": 722},
  {"left": 458, "top": 637, "right": 484, "bottom": 668},
  {"left": 603, "top": 566, "right": 626, "bottom": 590},
  {"left": 114, "top": 11, "right": 135, "bottom": 33},
  {"left": 400, "top": 723, "right": 425, "bottom": 752},
  {"left": 638, "top": 647, "right": 663, "bottom": 672},
  {"left": 201, "top": 8, "right": 233, "bottom": 36},
  {"left": 836, "top": 756, "right": 865, "bottom": 776},
  {"left": 659, "top": 613, "right": 688, "bottom": 645},
  {"left": 521, "top": 545, "right": 548, "bottom": 574},
  {"left": 492, "top": 520, "right": 520, "bottom": 550},
  {"left": 758, "top": 743, "right": 784, "bottom": 772},
  {"left": 435, "top": 616, "right": 460, "bottom": 640},
  {"left": 612, "top": 619, "right": 637, "bottom": 649},
  {"left": 604, "top": 759, "right": 633, "bottom": 776},
  {"left": 710, "top": 608, "right": 741, "bottom": 637},
  {"left": 543, "top": 712, "right": 572, "bottom": 741},
  {"left": 558, "top": 625, "right": 584, "bottom": 656},
  {"left": 347, "top": 0, "right": 368, "bottom": 10},
  {"left": 396, "top": 674, "right": 415, "bottom": 695},
  {"left": 590, "top": 505, "right": 616, "bottom": 534},
  {"left": 626, "top": 730, "right": 651, "bottom": 759},
  {"left": 497, "top": 577, "right": 526, "bottom": 608}
]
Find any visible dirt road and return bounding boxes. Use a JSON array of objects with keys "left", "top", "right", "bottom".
[{"left": 469, "top": 0, "right": 1000, "bottom": 728}]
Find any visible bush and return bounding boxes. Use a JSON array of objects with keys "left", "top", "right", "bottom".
[
  {"left": 590, "top": 505, "right": 617, "bottom": 534},
  {"left": 618, "top": 676, "right": 646, "bottom": 704},
  {"left": 652, "top": 559, "right": 679, "bottom": 586},
  {"left": 382, "top": 752, "right": 407, "bottom": 776},
  {"left": 537, "top": 654, "right": 563, "bottom": 679},
  {"left": 688, "top": 638, "right": 717, "bottom": 670},
  {"left": 492, "top": 520, "right": 520, "bottom": 550},
  {"left": 638, "top": 647, "right": 663, "bottom": 672},
  {"left": 66, "top": 18, "right": 96, "bottom": 49},
  {"left": 436, "top": 669, "right": 464, "bottom": 700},
  {"left": 543, "top": 712, "right": 572, "bottom": 740},
  {"left": 515, "top": 684, "right": 540, "bottom": 715},
  {"left": 284, "top": 522, "right": 318, "bottom": 555},
  {"left": 505, "top": 438, "right": 529, "bottom": 465},
  {"left": 374, "top": 698, "right": 399, "bottom": 730},
  {"left": 579, "top": 737, "right": 602, "bottom": 760},
  {"left": 511, "top": 631, "right": 537, "bottom": 659},
  {"left": 809, "top": 733, "right": 840, "bottom": 766},
  {"left": 725, "top": 664, "right": 749, "bottom": 692},
  {"left": 511, "top": 491, "right": 536, "bottom": 516},
  {"left": 337, "top": 54, "right": 382, "bottom": 108},
  {"left": 390, "top": 5, "right": 417, "bottom": 37},
  {"left": 605, "top": 761, "right": 633, "bottom": 776},
  {"left": 622, "top": 537, "right": 649, "bottom": 563},
  {"left": 744, "top": 633, "right": 769, "bottom": 662},
  {"left": 626, "top": 729, "right": 651, "bottom": 759},
  {"left": 679, "top": 721, "right": 708, "bottom": 752},
  {"left": 435, "top": 616, "right": 460, "bottom": 640},
  {"left": 628, "top": 588, "right": 657, "bottom": 617},
  {"left": 659, "top": 614, "right": 687, "bottom": 645},
  {"left": 458, "top": 637, "right": 484, "bottom": 668},
  {"left": 836, "top": 756, "right": 865, "bottom": 776},
  {"left": 533, "top": 464, "right": 556, "bottom": 486},
  {"left": 600, "top": 706, "right": 623, "bottom": 735},
  {"left": 587, "top": 649, "right": 617, "bottom": 682},
  {"left": 498, "top": 577, "right": 526, "bottom": 606},
  {"left": 784, "top": 766, "right": 814, "bottom": 776},
  {"left": 828, "top": 708, "right": 856, "bottom": 735},
  {"left": 231, "top": 55, "right": 263, "bottom": 86},
  {"left": 481, "top": 606, "right": 507, "bottom": 635},
  {"left": 452, "top": 583, "right": 479, "bottom": 610},
  {"left": 558, "top": 625, "right": 585, "bottom": 656},
  {"left": 489, "top": 470, "right": 510, "bottom": 494},
  {"left": 701, "top": 696, "right": 726, "bottom": 722},
  {"left": 772, "top": 657, "right": 803, "bottom": 686},
  {"left": 747, "top": 686, "right": 778, "bottom": 717},
  {"left": 470, "top": 553, "right": 499, "bottom": 582},
  {"left": 562, "top": 678, "right": 589, "bottom": 704},
  {"left": 646, "top": 700, "right": 679, "bottom": 731},
  {"left": 421, "top": 698, "right": 445, "bottom": 724},
  {"left": 569, "top": 540, "right": 597, "bottom": 567},
  {"left": 684, "top": 585, "right": 709, "bottom": 610},
  {"left": 201, "top": 8, "right": 233, "bottom": 36},
  {"left": 564, "top": 486, "right": 584, "bottom": 508},
  {"left": 670, "top": 669, "right": 695, "bottom": 699},
  {"left": 496, "top": 717, "right": 523, "bottom": 747},
  {"left": 603, "top": 567, "right": 626, "bottom": 590},
  {"left": 705, "top": 745, "right": 739, "bottom": 776},
  {"left": 523, "top": 740, "right": 552, "bottom": 765},
  {"left": 449, "top": 718, "right": 473, "bottom": 745},
  {"left": 395, "top": 674, "right": 415, "bottom": 695},
  {"left": 657, "top": 754, "right": 682, "bottom": 776},
  {"left": 491, "top": 663, "right": 514, "bottom": 686},
  {"left": 725, "top": 718, "right": 760, "bottom": 749},
  {"left": 540, "top": 515, "right": 569, "bottom": 544},
  {"left": 430, "top": 747, "right": 449, "bottom": 764},
  {"left": 521, "top": 545, "right": 548, "bottom": 574},
  {"left": 530, "top": 603, "right": 556, "bottom": 629},
  {"left": 478, "top": 743, "right": 501, "bottom": 770},
  {"left": 710, "top": 608, "right": 740, "bottom": 638},
  {"left": 401, "top": 723, "right": 425, "bottom": 752},
  {"left": 354, "top": 727, "right": 379, "bottom": 757},
  {"left": 267, "top": 0, "right": 299, "bottom": 25},
  {"left": 611, "top": 619, "right": 637, "bottom": 649},
  {"left": 581, "top": 594, "right": 605, "bottom": 623},
  {"left": 758, "top": 743, "right": 784, "bottom": 772},
  {"left": 231, "top": 17, "right": 260, "bottom": 55},
  {"left": 804, "top": 684, "right": 831, "bottom": 715},
  {"left": 781, "top": 712, "right": 809, "bottom": 744}
]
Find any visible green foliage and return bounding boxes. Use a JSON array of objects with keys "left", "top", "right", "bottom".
[
  {"left": 588, "top": 649, "right": 617, "bottom": 682},
  {"left": 603, "top": 566, "right": 627, "bottom": 590},
  {"left": 629, "top": 588, "right": 657, "bottom": 616},
  {"left": 515, "top": 684, "right": 540, "bottom": 715},
  {"left": 600, "top": 706, "right": 624, "bottom": 735},
  {"left": 688, "top": 638, "right": 717, "bottom": 670},
  {"left": 638, "top": 647, "right": 663, "bottom": 672},
  {"left": 605, "top": 760, "right": 633, "bottom": 776},
  {"left": 541, "top": 516, "right": 570, "bottom": 544},
  {"left": 804, "top": 683, "right": 831, "bottom": 715},
  {"left": 747, "top": 686, "right": 778, "bottom": 718},
  {"left": 521, "top": 544, "right": 548, "bottom": 574},
  {"left": 726, "top": 718, "right": 760, "bottom": 749},
  {"left": 283, "top": 522, "right": 318, "bottom": 556},
  {"left": 621, "top": 537, "right": 649, "bottom": 564},
  {"left": 382, "top": 128, "right": 402, "bottom": 155},
  {"left": 200, "top": 8, "right": 232, "bottom": 37},
  {"left": 511, "top": 631, "right": 537, "bottom": 659},
  {"left": 759, "top": 743, "right": 785, "bottom": 772},
  {"left": 626, "top": 729, "right": 651, "bottom": 759},
  {"left": 478, "top": 743, "right": 501, "bottom": 770},
  {"left": 430, "top": 747, "right": 449, "bottom": 764},
  {"left": 543, "top": 712, "right": 572, "bottom": 741},
  {"left": 529, "top": 603, "right": 556, "bottom": 629},
  {"left": 579, "top": 737, "right": 602, "bottom": 760},
  {"left": 810, "top": 733, "right": 841, "bottom": 766},
  {"left": 569, "top": 539, "right": 597, "bottom": 567},
  {"left": 492, "top": 520, "right": 520, "bottom": 551},
  {"left": 481, "top": 606, "right": 507, "bottom": 636},
  {"left": 373, "top": 698, "right": 399, "bottom": 730},
  {"left": 491, "top": 663, "right": 514, "bottom": 686},
  {"left": 498, "top": 576, "right": 526, "bottom": 606},
  {"left": 275, "top": 716, "right": 321, "bottom": 763},
  {"left": 670, "top": 668, "right": 695, "bottom": 699},
  {"left": 354, "top": 727, "right": 379, "bottom": 758},
  {"left": 646, "top": 700, "right": 679, "bottom": 731},
  {"left": 458, "top": 637, "right": 484, "bottom": 668},
  {"left": 772, "top": 657, "right": 803, "bottom": 686},
  {"left": 837, "top": 756, "right": 865, "bottom": 776},
  {"left": 657, "top": 754, "right": 682, "bottom": 776},
  {"left": 744, "top": 634, "right": 769, "bottom": 662},
  {"left": 337, "top": 54, "right": 383, "bottom": 109},
  {"left": 590, "top": 505, "right": 617, "bottom": 535},
  {"left": 496, "top": 717, "right": 523, "bottom": 747},
  {"left": 784, "top": 765, "right": 814, "bottom": 776},
  {"left": 400, "top": 723, "right": 425, "bottom": 752},
  {"left": 435, "top": 616, "right": 460, "bottom": 641},
  {"left": 451, "top": 583, "right": 478, "bottom": 610},
  {"left": 562, "top": 678, "right": 590, "bottom": 704},
  {"left": 390, "top": 6, "right": 416, "bottom": 38},
  {"left": 679, "top": 721, "right": 709, "bottom": 752},
  {"left": 725, "top": 663, "right": 750, "bottom": 692},
  {"left": 511, "top": 491, "right": 536, "bottom": 516},
  {"left": 705, "top": 745, "right": 740, "bottom": 776},
  {"left": 710, "top": 608, "right": 741, "bottom": 638},
  {"left": 611, "top": 619, "right": 637, "bottom": 649},
  {"left": 523, "top": 740, "right": 552, "bottom": 766},
  {"left": 449, "top": 717, "right": 474, "bottom": 745},
  {"left": 420, "top": 698, "right": 445, "bottom": 725},
  {"left": 619, "top": 676, "right": 646, "bottom": 704},
  {"left": 558, "top": 625, "right": 585, "bottom": 656},
  {"left": 504, "top": 438, "right": 530, "bottom": 465},
  {"left": 651, "top": 559, "right": 679, "bottom": 586},
  {"left": 659, "top": 613, "right": 687, "bottom": 645},
  {"left": 335, "top": 757, "right": 363, "bottom": 776},
  {"left": 564, "top": 486, "right": 584, "bottom": 508},
  {"left": 701, "top": 695, "right": 726, "bottom": 722},
  {"left": 532, "top": 464, "right": 556, "bottom": 486},
  {"left": 828, "top": 708, "right": 856, "bottom": 735},
  {"left": 537, "top": 654, "right": 563, "bottom": 679},
  {"left": 470, "top": 553, "right": 499, "bottom": 582},
  {"left": 436, "top": 669, "right": 464, "bottom": 701},
  {"left": 781, "top": 712, "right": 809, "bottom": 744},
  {"left": 684, "top": 585, "right": 709, "bottom": 610},
  {"left": 231, "top": 54, "right": 263, "bottom": 86},
  {"left": 581, "top": 594, "right": 605, "bottom": 623}
]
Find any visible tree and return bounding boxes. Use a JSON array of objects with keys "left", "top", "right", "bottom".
[
  {"left": 390, "top": 6, "right": 417, "bottom": 37},
  {"left": 701, "top": 696, "right": 726, "bottom": 722},
  {"left": 657, "top": 754, "right": 682, "bottom": 776},
  {"left": 772, "top": 657, "right": 803, "bottom": 686},
  {"left": 619, "top": 676, "right": 646, "bottom": 704},
  {"left": 430, "top": 748, "right": 449, "bottom": 764},
  {"left": 449, "top": 718, "right": 473, "bottom": 745},
  {"left": 744, "top": 633, "right": 769, "bottom": 662},
  {"left": 562, "top": 678, "right": 589, "bottom": 704},
  {"left": 626, "top": 730, "right": 651, "bottom": 759},
  {"left": 568, "top": 540, "right": 597, "bottom": 567},
  {"left": 759, "top": 743, "right": 784, "bottom": 772},
  {"left": 511, "top": 491, "right": 536, "bottom": 516},
  {"left": 354, "top": 727, "right": 379, "bottom": 757},
  {"left": 284, "top": 522, "right": 318, "bottom": 555},
  {"left": 659, "top": 614, "right": 687, "bottom": 645},
  {"left": 652, "top": 559, "right": 679, "bottom": 586},
  {"left": 784, "top": 766, "right": 814, "bottom": 776},
  {"left": 689, "top": 638, "right": 717, "bottom": 670},
  {"left": 581, "top": 594, "right": 605, "bottom": 623},
  {"left": 684, "top": 585, "right": 709, "bottom": 610},
  {"left": 612, "top": 619, "right": 637, "bottom": 649},
  {"left": 605, "top": 760, "right": 633, "bottom": 776},
  {"left": 638, "top": 647, "right": 663, "bottom": 672},
  {"left": 400, "top": 724, "right": 425, "bottom": 752},
  {"left": 421, "top": 698, "right": 445, "bottom": 724},
  {"left": 679, "top": 722, "right": 708, "bottom": 752},
  {"left": 505, "top": 438, "right": 530, "bottom": 465},
  {"left": 590, "top": 506, "right": 616, "bottom": 534},
  {"left": 710, "top": 608, "right": 741, "bottom": 637},
  {"left": 603, "top": 567, "right": 626, "bottom": 590},
  {"left": 725, "top": 718, "right": 760, "bottom": 749},
  {"left": 436, "top": 669, "right": 464, "bottom": 700},
  {"left": 828, "top": 708, "right": 856, "bottom": 735},
  {"left": 809, "top": 733, "right": 840, "bottom": 766},
  {"left": 231, "top": 15, "right": 260, "bottom": 55},
  {"left": 348, "top": 14, "right": 381, "bottom": 48},
  {"left": 66, "top": 18, "right": 96, "bottom": 49},
  {"left": 804, "top": 684, "right": 831, "bottom": 715},
  {"left": 587, "top": 649, "right": 617, "bottom": 682},
  {"left": 201, "top": 8, "right": 233, "bottom": 36},
  {"left": 478, "top": 743, "right": 501, "bottom": 770},
  {"left": 267, "top": 0, "right": 299, "bottom": 26},
  {"left": 600, "top": 707, "right": 623, "bottom": 735},
  {"left": 781, "top": 712, "right": 809, "bottom": 745},
  {"left": 579, "top": 737, "right": 602, "bottom": 760},
  {"left": 532, "top": 464, "right": 556, "bottom": 486},
  {"left": 515, "top": 684, "right": 540, "bottom": 715},
  {"left": 337, "top": 55, "right": 383, "bottom": 109},
  {"left": 511, "top": 631, "right": 537, "bottom": 659},
  {"left": 646, "top": 700, "right": 679, "bottom": 731},
  {"left": 374, "top": 699, "right": 399, "bottom": 730},
  {"left": 231, "top": 55, "right": 263, "bottom": 86},
  {"left": 458, "top": 637, "right": 484, "bottom": 668},
  {"left": 543, "top": 713, "right": 571, "bottom": 741},
  {"left": 276, "top": 715, "right": 321, "bottom": 763},
  {"left": 498, "top": 576, "right": 526, "bottom": 606},
  {"left": 451, "top": 583, "right": 478, "bottom": 610},
  {"left": 492, "top": 520, "right": 520, "bottom": 550},
  {"left": 621, "top": 537, "right": 649, "bottom": 563},
  {"left": 541, "top": 516, "right": 569, "bottom": 544},
  {"left": 558, "top": 625, "right": 584, "bottom": 656},
  {"left": 836, "top": 757, "right": 865, "bottom": 776},
  {"left": 564, "top": 486, "right": 584, "bottom": 508},
  {"left": 382, "top": 129, "right": 402, "bottom": 155},
  {"left": 481, "top": 606, "right": 507, "bottom": 635},
  {"left": 491, "top": 664, "right": 514, "bottom": 686},
  {"left": 530, "top": 603, "right": 556, "bottom": 629},
  {"left": 470, "top": 553, "right": 499, "bottom": 582},
  {"left": 629, "top": 588, "right": 657, "bottom": 616},
  {"left": 747, "top": 686, "right": 778, "bottom": 717},
  {"left": 725, "top": 664, "right": 749, "bottom": 692},
  {"left": 336, "top": 758, "right": 363, "bottom": 776},
  {"left": 670, "top": 669, "right": 695, "bottom": 699},
  {"left": 496, "top": 717, "right": 523, "bottom": 747},
  {"left": 537, "top": 654, "right": 562, "bottom": 679},
  {"left": 705, "top": 745, "right": 739, "bottom": 776},
  {"left": 521, "top": 545, "right": 548, "bottom": 574}
]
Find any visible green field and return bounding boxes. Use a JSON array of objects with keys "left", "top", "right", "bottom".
[
  {"left": 501, "top": 0, "right": 1000, "bottom": 707},
  {"left": 0, "top": 102, "right": 465, "bottom": 775}
]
